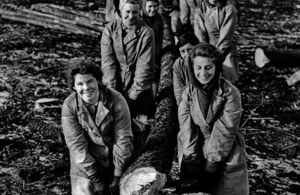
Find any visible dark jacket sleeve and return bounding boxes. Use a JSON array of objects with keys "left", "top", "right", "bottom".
[
  {"left": 112, "top": 93, "right": 134, "bottom": 176},
  {"left": 216, "top": 4, "right": 237, "bottom": 56},
  {"left": 128, "top": 28, "right": 155, "bottom": 100},
  {"left": 61, "top": 97, "right": 98, "bottom": 177},
  {"left": 101, "top": 24, "right": 118, "bottom": 89},
  {"left": 205, "top": 84, "right": 242, "bottom": 173}
]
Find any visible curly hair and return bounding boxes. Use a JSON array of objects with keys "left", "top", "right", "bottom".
[{"left": 66, "top": 58, "right": 103, "bottom": 91}]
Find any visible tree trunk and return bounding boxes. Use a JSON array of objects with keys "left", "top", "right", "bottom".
[
  {"left": 119, "top": 3, "right": 179, "bottom": 195},
  {"left": 254, "top": 47, "right": 300, "bottom": 68}
]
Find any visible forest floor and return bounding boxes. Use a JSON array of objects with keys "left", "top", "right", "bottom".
[{"left": 1, "top": 0, "right": 300, "bottom": 195}]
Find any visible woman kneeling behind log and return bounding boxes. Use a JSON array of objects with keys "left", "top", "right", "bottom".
[
  {"left": 177, "top": 43, "right": 249, "bottom": 195},
  {"left": 61, "top": 59, "right": 133, "bottom": 195}
]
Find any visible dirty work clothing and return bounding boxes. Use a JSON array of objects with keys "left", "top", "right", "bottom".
[
  {"left": 62, "top": 87, "right": 133, "bottom": 194},
  {"left": 178, "top": 78, "right": 248, "bottom": 194},
  {"left": 194, "top": 1, "right": 239, "bottom": 83},
  {"left": 173, "top": 57, "right": 190, "bottom": 105},
  {"left": 141, "top": 0, "right": 164, "bottom": 82},
  {"left": 180, "top": 0, "right": 201, "bottom": 26},
  {"left": 101, "top": 18, "right": 155, "bottom": 101}
]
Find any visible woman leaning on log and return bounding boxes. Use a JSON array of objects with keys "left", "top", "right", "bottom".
[
  {"left": 194, "top": 0, "right": 239, "bottom": 83},
  {"left": 177, "top": 43, "right": 249, "bottom": 195},
  {"left": 141, "top": 0, "right": 164, "bottom": 97},
  {"left": 61, "top": 59, "right": 133, "bottom": 195},
  {"left": 173, "top": 32, "right": 198, "bottom": 105}
]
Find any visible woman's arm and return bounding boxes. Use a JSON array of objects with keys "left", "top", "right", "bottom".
[
  {"left": 128, "top": 29, "right": 155, "bottom": 100},
  {"left": 112, "top": 93, "right": 134, "bottom": 177},
  {"left": 205, "top": 86, "right": 242, "bottom": 173},
  {"left": 173, "top": 58, "right": 186, "bottom": 105},
  {"left": 178, "top": 88, "right": 201, "bottom": 168},
  {"left": 194, "top": 7, "right": 208, "bottom": 43},
  {"left": 61, "top": 98, "right": 98, "bottom": 177},
  {"left": 101, "top": 24, "right": 118, "bottom": 89},
  {"left": 216, "top": 4, "right": 237, "bottom": 56}
]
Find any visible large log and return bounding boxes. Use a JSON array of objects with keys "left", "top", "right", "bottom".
[
  {"left": 254, "top": 47, "right": 300, "bottom": 68},
  {"left": 119, "top": 2, "right": 178, "bottom": 195}
]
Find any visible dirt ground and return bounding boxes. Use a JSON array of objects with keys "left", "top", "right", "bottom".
[{"left": 0, "top": 0, "right": 300, "bottom": 195}]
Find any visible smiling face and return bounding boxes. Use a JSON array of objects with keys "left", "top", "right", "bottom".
[
  {"left": 145, "top": 1, "right": 158, "bottom": 17},
  {"left": 73, "top": 73, "right": 99, "bottom": 105},
  {"left": 122, "top": 3, "right": 140, "bottom": 28},
  {"left": 193, "top": 56, "right": 216, "bottom": 84},
  {"left": 179, "top": 43, "right": 194, "bottom": 60}
]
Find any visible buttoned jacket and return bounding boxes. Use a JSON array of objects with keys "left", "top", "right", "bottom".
[
  {"left": 101, "top": 19, "right": 155, "bottom": 100},
  {"left": 62, "top": 87, "right": 133, "bottom": 178},
  {"left": 178, "top": 78, "right": 247, "bottom": 174}
]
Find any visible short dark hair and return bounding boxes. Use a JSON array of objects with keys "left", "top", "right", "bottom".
[
  {"left": 66, "top": 58, "right": 103, "bottom": 90},
  {"left": 190, "top": 42, "right": 223, "bottom": 67},
  {"left": 176, "top": 32, "right": 198, "bottom": 53}
]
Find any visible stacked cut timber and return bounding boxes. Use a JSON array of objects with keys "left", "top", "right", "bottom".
[
  {"left": 0, "top": 3, "right": 105, "bottom": 36},
  {"left": 119, "top": 2, "right": 179, "bottom": 195}
]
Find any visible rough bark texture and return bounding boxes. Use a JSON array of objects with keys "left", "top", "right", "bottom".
[
  {"left": 119, "top": 2, "right": 179, "bottom": 195},
  {"left": 254, "top": 47, "right": 300, "bottom": 68}
]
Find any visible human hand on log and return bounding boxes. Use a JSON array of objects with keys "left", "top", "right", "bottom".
[
  {"left": 88, "top": 173, "right": 107, "bottom": 195},
  {"left": 110, "top": 176, "right": 121, "bottom": 195}
]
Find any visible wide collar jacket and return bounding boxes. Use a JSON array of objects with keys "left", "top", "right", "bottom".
[
  {"left": 61, "top": 87, "right": 133, "bottom": 178},
  {"left": 178, "top": 78, "right": 247, "bottom": 173},
  {"left": 101, "top": 18, "right": 155, "bottom": 100}
]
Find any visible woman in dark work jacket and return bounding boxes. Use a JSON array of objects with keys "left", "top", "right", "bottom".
[{"left": 177, "top": 43, "right": 249, "bottom": 195}]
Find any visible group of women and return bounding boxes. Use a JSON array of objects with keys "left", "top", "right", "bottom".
[{"left": 61, "top": 0, "right": 249, "bottom": 194}]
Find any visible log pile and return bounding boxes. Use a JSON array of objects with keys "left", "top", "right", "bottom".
[
  {"left": 119, "top": 2, "right": 179, "bottom": 195},
  {"left": 0, "top": 3, "right": 105, "bottom": 36}
]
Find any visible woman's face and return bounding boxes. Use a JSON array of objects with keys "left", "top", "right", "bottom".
[
  {"left": 193, "top": 56, "right": 216, "bottom": 84},
  {"left": 145, "top": 1, "right": 158, "bottom": 17},
  {"left": 73, "top": 73, "right": 99, "bottom": 105},
  {"left": 122, "top": 3, "right": 140, "bottom": 27},
  {"left": 179, "top": 43, "right": 193, "bottom": 60}
]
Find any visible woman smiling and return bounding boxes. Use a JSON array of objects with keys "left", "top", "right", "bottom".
[
  {"left": 62, "top": 59, "right": 133, "bottom": 195},
  {"left": 177, "top": 43, "right": 249, "bottom": 195}
]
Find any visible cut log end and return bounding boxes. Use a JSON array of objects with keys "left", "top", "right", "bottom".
[
  {"left": 254, "top": 47, "right": 270, "bottom": 68},
  {"left": 120, "top": 167, "right": 167, "bottom": 195}
]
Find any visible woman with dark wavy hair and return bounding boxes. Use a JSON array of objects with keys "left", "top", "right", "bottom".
[
  {"left": 177, "top": 43, "right": 249, "bottom": 195},
  {"left": 62, "top": 59, "right": 133, "bottom": 195}
]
